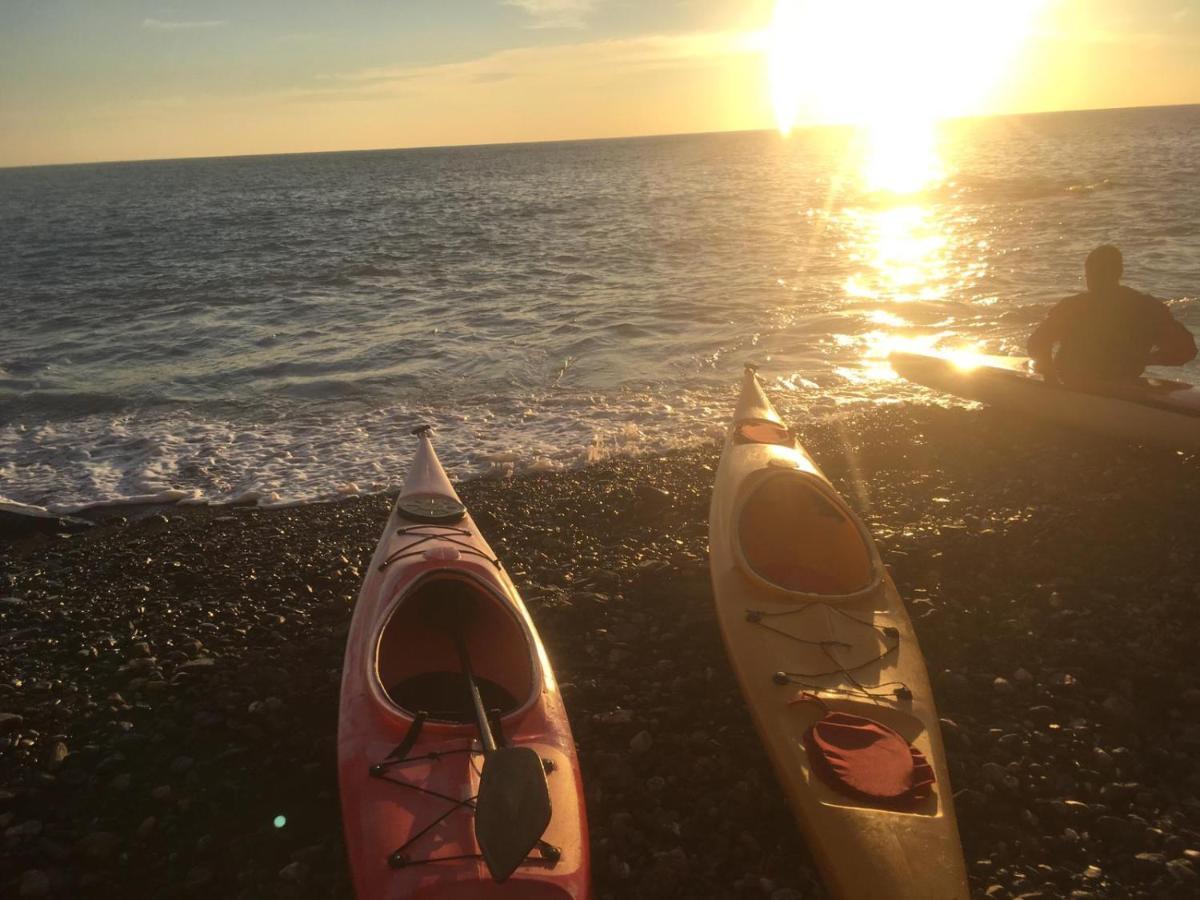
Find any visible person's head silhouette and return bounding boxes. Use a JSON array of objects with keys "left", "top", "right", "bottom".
[{"left": 1084, "top": 244, "right": 1123, "bottom": 292}]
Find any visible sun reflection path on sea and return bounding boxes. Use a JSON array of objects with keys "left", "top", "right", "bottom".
[
  {"left": 842, "top": 205, "right": 951, "bottom": 304},
  {"left": 833, "top": 121, "right": 992, "bottom": 389},
  {"left": 861, "top": 119, "right": 945, "bottom": 196},
  {"left": 844, "top": 119, "right": 955, "bottom": 301},
  {"left": 763, "top": 0, "right": 1048, "bottom": 398}
]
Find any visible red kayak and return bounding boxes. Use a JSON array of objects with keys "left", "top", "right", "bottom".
[{"left": 338, "top": 426, "right": 591, "bottom": 899}]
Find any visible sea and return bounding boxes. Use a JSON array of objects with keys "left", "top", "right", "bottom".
[{"left": 2, "top": 104, "right": 1198, "bottom": 513}]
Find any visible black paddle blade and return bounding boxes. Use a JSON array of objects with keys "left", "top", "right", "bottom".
[{"left": 474, "top": 746, "right": 552, "bottom": 882}]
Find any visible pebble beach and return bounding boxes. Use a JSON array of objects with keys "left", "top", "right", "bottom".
[{"left": 3, "top": 404, "right": 1200, "bottom": 899}]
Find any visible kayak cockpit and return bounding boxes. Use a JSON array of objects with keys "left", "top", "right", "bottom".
[
  {"left": 375, "top": 574, "right": 536, "bottom": 723},
  {"left": 737, "top": 471, "right": 879, "bottom": 597},
  {"left": 734, "top": 421, "right": 793, "bottom": 446}
]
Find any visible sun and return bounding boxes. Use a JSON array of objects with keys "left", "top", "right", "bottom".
[
  {"left": 767, "top": 0, "right": 808, "bottom": 136},
  {"left": 766, "top": 0, "right": 1044, "bottom": 194},
  {"left": 766, "top": 0, "right": 1045, "bottom": 134}
]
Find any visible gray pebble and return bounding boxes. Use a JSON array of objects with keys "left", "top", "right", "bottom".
[
  {"left": 76, "top": 831, "right": 120, "bottom": 862},
  {"left": 629, "top": 730, "right": 653, "bottom": 755},
  {"left": 18, "top": 869, "right": 51, "bottom": 898},
  {"left": 47, "top": 741, "right": 68, "bottom": 770},
  {"left": 7, "top": 819, "right": 42, "bottom": 839},
  {"left": 1132, "top": 851, "right": 1167, "bottom": 875},
  {"left": 1167, "top": 858, "right": 1198, "bottom": 883},
  {"left": 279, "top": 860, "right": 308, "bottom": 882}
]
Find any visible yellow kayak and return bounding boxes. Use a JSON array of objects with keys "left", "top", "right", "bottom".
[
  {"left": 891, "top": 350, "right": 1200, "bottom": 448},
  {"left": 708, "top": 366, "right": 968, "bottom": 900}
]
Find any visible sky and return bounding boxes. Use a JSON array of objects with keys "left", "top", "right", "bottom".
[{"left": 1, "top": 0, "right": 1198, "bottom": 167}]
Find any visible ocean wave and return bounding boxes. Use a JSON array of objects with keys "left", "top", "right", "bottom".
[
  {"left": 0, "top": 386, "right": 750, "bottom": 512},
  {"left": 0, "top": 389, "right": 138, "bottom": 419},
  {"left": 342, "top": 263, "right": 405, "bottom": 278},
  {"left": 939, "top": 174, "right": 1117, "bottom": 203},
  {"left": 1, "top": 358, "right": 50, "bottom": 377}
]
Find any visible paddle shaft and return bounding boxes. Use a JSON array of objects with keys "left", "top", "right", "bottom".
[
  {"left": 444, "top": 603, "right": 553, "bottom": 883},
  {"left": 454, "top": 631, "right": 497, "bottom": 754}
]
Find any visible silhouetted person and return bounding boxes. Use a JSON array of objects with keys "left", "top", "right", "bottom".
[{"left": 1028, "top": 245, "right": 1196, "bottom": 383}]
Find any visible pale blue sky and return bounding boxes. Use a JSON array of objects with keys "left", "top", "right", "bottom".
[
  {"left": 0, "top": 1, "right": 744, "bottom": 100},
  {"left": 1, "top": 0, "right": 1197, "bottom": 166}
]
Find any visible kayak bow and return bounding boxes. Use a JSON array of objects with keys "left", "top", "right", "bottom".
[
  {"left": 708, "top": 367, "right": 968, "bottom": 900},
  {"left": 338, "top": 427, "right": 591, "bottom": 898}
]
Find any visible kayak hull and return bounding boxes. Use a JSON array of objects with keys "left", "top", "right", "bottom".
[
  {"left": 891, "top": 351, "right": 1200, "bottom": 448},
  {"left": 338, "top": 432, "right": 590, "bottom": 899},
  {"left": 708, "top": 369, "right": 968, "bottom": 900}
]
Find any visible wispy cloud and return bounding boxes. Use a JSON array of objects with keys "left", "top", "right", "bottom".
[
  {"left": 503, "top": 0, "right": 597, "bottom": 30},
  {"left": 1036, "top": 2, "right": 1200, "bottom": 47},
  {"left": 328, "top": 30, "right": 753, "bottom": 90},
  {"left": 472, "top": 71, "right": 517, "bottom": 83},
  {"left": 142, "top": 17, "right": 227, "bottom": 31},
  {"left": 277, "top": 32, "right": 320, "bottom": 44},
  {"left": 121, "top": 30, "right": 757, "bottom": 112},
  {"left": 1037, "top": 24, "right": 1200, "bottom": 49}
]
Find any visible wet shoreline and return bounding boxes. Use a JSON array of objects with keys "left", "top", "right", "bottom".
[{"left": 2, "top": 404, "right": 1199, "bottom": 898}]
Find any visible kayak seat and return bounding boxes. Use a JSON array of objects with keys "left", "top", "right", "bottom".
[
  {"left": 739, "top": 472, "right": 875, "bottom": 595},
  {"left": 387, "top": 671, "right": 520, "bottom": 722},
  {"left": 376, "top": 575, "right": 536, "bottom": 723}
]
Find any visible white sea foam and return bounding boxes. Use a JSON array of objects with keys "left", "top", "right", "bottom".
[
  {"left": 0, "top": 386, "right": 753, "bottom": 512},
  {"left": 0, "top": 498, "right": 58, "bottom": 518}
]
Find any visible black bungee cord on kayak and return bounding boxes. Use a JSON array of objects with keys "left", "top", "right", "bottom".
[
  {"left": 746, "top": 603, "right": 937, "bottom": 810},
  {"left": 775, "top": 675, "right": 912, "bottom": 705},
  {"left": 368, "top": 715, "right": 562, "bottom": 871},
  {"left": 745, "top": 602, "right": 912, "bottom": 706},
  {"left": 379, "top": 524, "right": 501, "bottom": 571}
]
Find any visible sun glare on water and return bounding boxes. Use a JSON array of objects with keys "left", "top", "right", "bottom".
[
  {"left": 841, "top": 334, "right": 989, "bottom": 384},
  {"left": 842, "top": 205, "right": 952, "bottom": 302},
  {"left": 765, "top": 0, "right": 1043, "bottom": 387},
  {"left": 859, "top": 120, "right": 944, "bottom": 195}
]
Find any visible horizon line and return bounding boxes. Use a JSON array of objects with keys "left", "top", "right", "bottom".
[{"left": 3, "top": 100, "right": 1198, "bottom": 172}]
